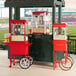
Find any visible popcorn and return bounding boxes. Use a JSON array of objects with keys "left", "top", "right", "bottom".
[
  {"left": 4, "top": 33, "right": 10, "bottom": 42},
  {"left": 12, "top": 35, "right": 24, "bottom": 41}
]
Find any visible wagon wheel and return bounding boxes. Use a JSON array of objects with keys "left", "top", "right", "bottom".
[
  {"left": 59, "top": 57, "right": 72, "bottom": 71},
  {"left": 60, "top": 56, "right": 74, "bottom": 68},
  {"left": 68, "top": 55, "right": 74, "bottom": 66},
  {"left": 28, "top": 56, "right": 33, "bottom": 65},
  {"left": 19, "top": 58, "right": 30, "bottom": 69}
]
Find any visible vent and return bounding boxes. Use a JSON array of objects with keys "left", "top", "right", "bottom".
[{"left": 57, "top": 0, "right": 61, "bottom": 1}]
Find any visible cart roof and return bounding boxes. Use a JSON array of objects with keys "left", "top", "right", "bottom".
[
  {"left": 32, "top": 11, "right": 45, "bottom": 14},
  {"left": 10, "top": 20, "right": 28, "bottom": 23},
  {"left": 53, "top": 23, "right": 67, "bottom": 27},
  {"left": 5, "top": 0, "right": 65, "bottom": 7}
]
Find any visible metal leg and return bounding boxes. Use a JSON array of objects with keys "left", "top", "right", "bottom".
[
  {"left": 25, "top": 46, "right": 29, "bottom": 58},
  {"left": 13, "top": 55, "right": 15, "bottom": 65},
  {"left": 53, "top": 51, "right": 56, "bottom": 69},
  {"left": 65, "top": 50, "right": 68, "bottom": 63},
  {"left": 9, "top": 55, "right": 12, "bottom": 67},
  {"left": 65, "top": 50, "right": 68, "bottom": 58}
]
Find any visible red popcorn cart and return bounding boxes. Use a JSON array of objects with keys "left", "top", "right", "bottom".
[
  {"left": 3, "top": 20, "right": 33, "bottom": 69},
  {"left": 52, "top": 23, "right": 73, "bottom": 71}
]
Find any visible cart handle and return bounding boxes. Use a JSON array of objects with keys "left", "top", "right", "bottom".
[{"left": 3, "top": 42, "right": 10, "bottom": 46}]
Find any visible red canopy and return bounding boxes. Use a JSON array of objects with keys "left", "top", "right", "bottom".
[
  {"left": 32, "top": 11, "right": 45, "bottom": 14},
  {"left": 53, "top": 23, "right": 67, "bottom": 27}
]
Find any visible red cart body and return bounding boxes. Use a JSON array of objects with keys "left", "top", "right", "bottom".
[
  {"left": 10, "top": 41, "right": 31, "bottom": 55},
  {"left": 3, "top": 20, "right": 32, "bottom": 68},
  {"left": 53, "top": 40, "right": 67, "bottom": 51}
]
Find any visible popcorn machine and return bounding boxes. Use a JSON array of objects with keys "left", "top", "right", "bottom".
[
  {"left": 32, "top": 11, "right": 51, "bottom": 34},
  {"left": 53, "top": 23, "right": 72, "bottom": 71},
  {"left": 3, "top": 20, "right": 33, "bottom": 69}
]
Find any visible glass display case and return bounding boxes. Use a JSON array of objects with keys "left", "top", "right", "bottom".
[
  {"left": 32, "top": 11, "right": 51, "bottom": 34},
  {"left": 10, "top": 20, "right": 28, "bottom": 41},
  {"left": 53, "top": 23, "right": 67, "bottom": 40}
]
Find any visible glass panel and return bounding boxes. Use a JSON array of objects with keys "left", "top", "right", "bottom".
[
  {"left": 53, "top": 27, "right": 66, "bottom": 40},
  {"left": 11, "top": 22, "right": 25, "bottom": 41},
  {"left": 11, "top": 23, "right": 24, "bottom": 35}
]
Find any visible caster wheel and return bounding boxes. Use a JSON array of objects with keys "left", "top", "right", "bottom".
[
  {"left": 28, "top": 56, "right": 33, "bottom": 65},
  {"left": 9, "top": 66, "right": 11, "bottom": 68},
  {"left": 13, "top": 64, "right": 15, "bottom": 65},
  {"left": 19, "top": 58, "right": 30, "bottom": 69},
  {"left": 59, "top": 57, "right": 72, "bottom": 71}
]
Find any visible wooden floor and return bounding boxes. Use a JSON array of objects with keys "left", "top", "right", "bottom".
[{"left": 0, "top": 50, "right": 76, "bottom": 76}]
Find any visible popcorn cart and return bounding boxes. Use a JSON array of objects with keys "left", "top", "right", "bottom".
[
  {"left": 3, "top": 20, "right": 33, "bottom": 69},
  {"left": 53, "top": 23, "right": 73, "bottom": 71},
  {"left": 32, "top": 11, "right": 51, "bottom": 34}
]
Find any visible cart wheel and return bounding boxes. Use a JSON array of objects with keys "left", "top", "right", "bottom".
[
  {"left": 28, "top": 56, "right": 33, "bottom": 65},
  {"left": 60, "top": 56, "right": 73, "bottom": 68},
  {"left": 68, "top": 55, "right": 74, "bottom": 66},
  {"left": 9, "top": 66, "right": 11, "bottom": 68},
  {"left": 19, "top": 58, "right": 30, "bottom": 69},
  {"left": 13, "top": 64, "right": 15, "bottom": 65},
  {"left": 59, "top": 57, "right": 72, "bottom": 71}
]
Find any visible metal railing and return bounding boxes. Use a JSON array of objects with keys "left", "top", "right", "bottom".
[{"left": 68, "top": 35, "right": 76, "bottom": 54}]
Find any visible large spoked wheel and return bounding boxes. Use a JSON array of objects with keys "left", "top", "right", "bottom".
[
  {"left": 19, "top": 58, "right": 30, "bottom": 69},
  {"left": 68, "top": 55, "right": 74, "bottom": 66},
  {"left": 60, "top": 56, "right": 74, "bottom": 68},
  {"left": 59, "top": 57, "right": 73, "bottom": 71},
  {"left": 28, "top": 56, "right": 33, "bottom": 65}
]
